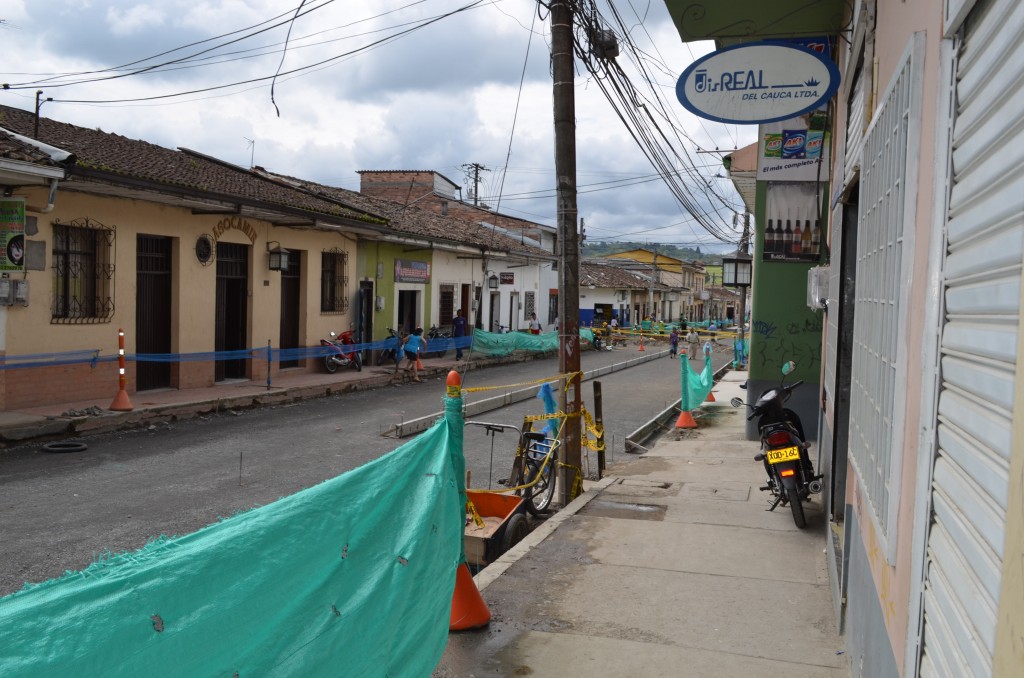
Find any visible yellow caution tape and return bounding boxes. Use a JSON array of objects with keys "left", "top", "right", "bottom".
[{"left": 462, "top": 371, "right": 583, "bottom": 394}]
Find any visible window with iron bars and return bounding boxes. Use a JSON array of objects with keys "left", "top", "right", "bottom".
[
  {"left": 524, "top": 291, "right": 536, "bottom": 318},
  {"left": 321, "top": 249, "right": 349, "bottom": 313},
  {"left": 52, "top": 218, "right": 115, "bottom": 323}
]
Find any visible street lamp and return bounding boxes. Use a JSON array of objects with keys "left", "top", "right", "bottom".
[
  {"left": 487, "top": 273, "right": 499, "bottom": 290},
  {"left": 722, "top": 248, "right": 752, "bottom": 369}
]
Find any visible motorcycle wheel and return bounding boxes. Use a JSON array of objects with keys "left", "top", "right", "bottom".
[
  {"left": 786, "top": 484, "right": 806, "bottom": 529},
  {"left": 324, "top": 354, "right": 339, "bottom": 374},
  {"left": 352, "top": 352, "right": 362, "bottom": 372}
]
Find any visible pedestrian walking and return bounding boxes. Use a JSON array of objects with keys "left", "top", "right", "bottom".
[
  {"left": 669, "top": 328, "right": 679, "bottom": 358},
  {"left": 453, "top": 308, "right": 467, "bottom": 360},
  {"left": 686, "top": 327, "right": 700, "bottom": 360},
  {"left": 398, "top": 327, "right": 425, "bottom": 381},
  {"left": 529, "top": 313, "right": 542, "bottom": 335}
]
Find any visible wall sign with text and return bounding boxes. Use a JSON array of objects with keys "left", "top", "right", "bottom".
[{"left": 676, "top": 41, "right": 840, "bottom": 125}]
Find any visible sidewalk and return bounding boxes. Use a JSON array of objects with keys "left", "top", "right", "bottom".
[
  {"left": 436, "top": 371, "right": 848, "bottom": 677},
  {"left": 0, "top": 345, "right": 676, "bottom": 447}
]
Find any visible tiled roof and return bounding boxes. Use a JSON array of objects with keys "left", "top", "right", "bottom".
[
  {"left": 580, "top": 261, "right": 671, "bottom": 290},
  {"left": 257, "top": 171, "right": 552, "bottom": 258},
  {"left": 0, "top": 105, "right": 381, "bottom": 225}
]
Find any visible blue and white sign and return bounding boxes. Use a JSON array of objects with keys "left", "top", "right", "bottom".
[{"left": 676, "top": 41, "right": 840, "bottom": 125}]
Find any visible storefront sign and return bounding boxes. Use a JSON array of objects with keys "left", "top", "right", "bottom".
[
  {"left": 676, "top": 41, "right": 840, "bottom": 124},
  {"left": 395, "top": 259, "right": 430, "bottom": 283},
  {"left": 0, "top": 198, "right": 26, "bottom": 272},
  {"left": 212, "top": 216, "right": 257, "bottom": 244},
  {"left": 499, "top": 272, "right": 514, "bottom": 285}
]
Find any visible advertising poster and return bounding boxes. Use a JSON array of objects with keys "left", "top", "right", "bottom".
[
  {"left": 763, "top": 183, "right": 824, "bottom": 264},
  {"left": 757, "top": 104, "right": 831, "bottom": 182},
  {"left": 394, "top": 259, "right": 430, "bottom": 283},
  {"left": 0, "top": 198, "right": 26, "bottom": 273}
]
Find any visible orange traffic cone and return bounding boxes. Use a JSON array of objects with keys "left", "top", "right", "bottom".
[
  {"left": 416, "top": 354, "right": 424, "bottom": 370},
  {"left": 705, "top": 390, "right": 716, "bottom": 402},
  {"left": 675, "top": 409, "right": 698, "bottom": 429},
  {"left": 638, "top": 335, "right": 645, "bottom": 352},
  {"left": 449, "top": 562, "right": 491, "bottom": 631}
]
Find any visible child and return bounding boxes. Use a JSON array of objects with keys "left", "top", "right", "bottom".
[
  {"left": 399, "top": 327, "right": 425, "bottom": 382},
  {"left": 669, "top": 328, "right": 679, "bottom": 358}
]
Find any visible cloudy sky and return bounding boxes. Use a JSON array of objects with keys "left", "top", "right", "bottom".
[{"left": 0, "top": 0, "right": 755, "bottom": 251}]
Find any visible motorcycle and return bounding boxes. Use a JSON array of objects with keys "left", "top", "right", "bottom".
[
  {"left": 425, "top": 324, "right": 451, "bottom": 359},
  {"left": 321, "top": 330, "right": 362, "bottom": 373},
  {"left": 730, "top": 361, "right": 821, "bottom": 528},
  {"left": 377, "top": 327, "right": 402, "bottom": 367}
]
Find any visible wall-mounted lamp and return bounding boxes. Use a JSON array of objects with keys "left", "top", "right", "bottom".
[
  {"left": 267, "top": 241, "right": 290, "bottom": 272},
  {"left": 487, "top": 272, "right": 499, "bottom": 290}
]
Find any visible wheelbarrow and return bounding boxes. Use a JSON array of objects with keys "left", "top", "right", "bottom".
[{"left": 463, "top": 490, "right": 531, "bottom": 569}]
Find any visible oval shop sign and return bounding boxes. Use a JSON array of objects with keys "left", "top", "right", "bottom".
[{"left": 676, "top": 42, "right": 840, "bottom": 125}]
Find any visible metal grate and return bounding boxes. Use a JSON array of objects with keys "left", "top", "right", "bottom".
[
  {"left": 51, "top": 218, "right": 116, "bottom": 323},
  {"left": 847, "top": 48, "right": 914, "bottom": 546},
  {"left": 320, "top": 249, "right": 349, "bottom": 313}
]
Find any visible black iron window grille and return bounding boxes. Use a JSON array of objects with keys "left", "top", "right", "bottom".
[
  {"left": 321, "top": 248, "right": 349, "bottom": 313},
  {"left": 52, "top": 218, "right": 115, "bottom": 323}
]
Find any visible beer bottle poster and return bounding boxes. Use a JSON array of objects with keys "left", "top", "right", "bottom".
[
  {"left": 0, "top": 198, "right": 26, "bottom": 273},
  {"left": 762, "top": 183, "right": 824, "bottom": 264}
]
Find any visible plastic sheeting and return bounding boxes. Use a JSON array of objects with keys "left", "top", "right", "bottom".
[
  {"left": 470, "top": 328, "right": 595, "bottom": 357},
  {"left": 680, "top": 352, "right": 715, "bottom": 413},
  {"left": 0, "top": 394, "right": 467, "bottom": 677}
]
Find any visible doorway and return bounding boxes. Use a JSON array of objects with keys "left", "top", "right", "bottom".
[
  {"left": 358, "top": 281, "right": 374, "bottom": 364},
  {"left": 215, "top": 242, "right": 249, "bottom": 381},
  {"left": 397, "top": 289, "right": 418, "bottom": 334},
  {"left": 278, "top": 252, "right": 301, "bottom": 369},
  {"left": 136, "top": 235, "right": 172, "bottom": 391},
  {"left": 509, "top": 292, "right": 520, "bottom": 331},
  {"left": 489, "top": 291, "right": 501, "bottom": 331}
]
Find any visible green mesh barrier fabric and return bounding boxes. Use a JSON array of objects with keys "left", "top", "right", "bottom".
[
  {"left": 680, "top": 352, "right": 715, "bottom": 413},
  {"left": 0, "top": 391, "right": 467, "bottom": 677},
  {"left": 470, "top": 328, "right": 595, "bottom": 356}
]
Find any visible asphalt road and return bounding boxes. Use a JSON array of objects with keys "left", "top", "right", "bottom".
[{"left": 0, "top": 343, "right": 733, "bottom": 596}]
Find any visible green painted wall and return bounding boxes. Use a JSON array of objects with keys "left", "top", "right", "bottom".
[
  {"left": 356, "top": 241, "right": 433, "bottom": 341},
  {"left": 746, "top": 181, "right": 828, "bottom": 440}
]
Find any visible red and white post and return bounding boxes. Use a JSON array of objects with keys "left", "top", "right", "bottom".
[{"left": 109, "top": 328, "right": 134, "bottom": 411}]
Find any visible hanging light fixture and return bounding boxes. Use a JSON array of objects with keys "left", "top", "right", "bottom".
[{"left": 267, "top": 241, "right": 290, "bottom": 272}]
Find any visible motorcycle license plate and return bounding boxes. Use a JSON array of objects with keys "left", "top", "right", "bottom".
[{"left": 766, "top": 446, "right": 800, "bottom": 464}]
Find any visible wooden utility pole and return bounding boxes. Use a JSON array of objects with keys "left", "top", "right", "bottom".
[
  {"left": 462, "top": 162, "right": 489, "bottom": 206},
  {"left": 551, "top": 0, "right": 582, "bottom": 507}
]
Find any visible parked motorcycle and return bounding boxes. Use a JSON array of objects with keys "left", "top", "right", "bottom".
[
  {"left": 321, "top": 330, "right": 362, "bottom": 373},
  {"left": 425, "top": 325, "right": 451, "bottom": 358},
  {"left": 730, "top": 361, "right": 821, "bottom": 528},
  {"left": 377, "top": 327, "right": 402, "bottom": 367}
]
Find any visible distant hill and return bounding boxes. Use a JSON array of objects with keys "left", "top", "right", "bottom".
[{"left": 583, "top": 241, "right": 721, "bottom": 264}]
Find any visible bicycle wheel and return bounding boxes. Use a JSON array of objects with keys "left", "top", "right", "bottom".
[{"left": 524, "top": 455, "right": 556, "bottom": 516}]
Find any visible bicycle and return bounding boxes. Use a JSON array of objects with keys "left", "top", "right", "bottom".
[{"left": 466, "top": 421, "right": 560, "bottom": 516}]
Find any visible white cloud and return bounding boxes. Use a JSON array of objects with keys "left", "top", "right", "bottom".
[{"left": 106, "top": 4, "right": 166, "bottom": 36}]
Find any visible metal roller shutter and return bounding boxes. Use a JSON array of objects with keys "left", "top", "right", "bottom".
[{"left": 919, "top": 0, "right": 1023, "bottom": 674}]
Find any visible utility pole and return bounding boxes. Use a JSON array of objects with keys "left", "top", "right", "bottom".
[
  {"left": 462, "top": 163, "right": 489, "bottom": 206},
  {"left": 551, "top": 0, "right": 581, "bottom": 508},
  {"left": 647, "top": 248, "right": 657, "bottom": 321}
]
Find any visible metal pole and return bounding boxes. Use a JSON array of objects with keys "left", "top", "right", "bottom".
[
  {"left": 594, "top": 381, "right": 605, "bottom": 478},
  {"left": 738, "top": 213, "right": 751, "bottom": 369},
  {"left": 552, "top": 0, "right": 581, "bottom": 507}
]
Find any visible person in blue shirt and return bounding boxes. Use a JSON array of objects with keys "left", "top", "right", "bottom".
[
  {"left": 399, "top": 327, "right": 425, "bottom": 382},
  {"left": 453, "top": 309, "right": 467, "bottom": 360}
]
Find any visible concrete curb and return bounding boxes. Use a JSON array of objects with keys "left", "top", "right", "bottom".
[
  {"left": 623, "top": 363, "right": 734, "bottom": 453},
  {"left": 386, "top": 348, "right": 670, "bottom": 438},
  {"left": 473, "top": 475, "right": 619, "bottom": 591}
]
